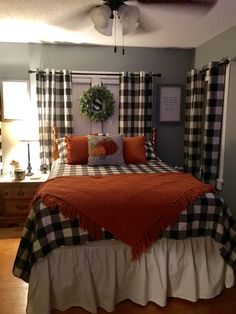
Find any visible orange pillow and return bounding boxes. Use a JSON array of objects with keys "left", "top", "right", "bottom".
[
  {"left": 123, "top": 136, "right": 147, "bottom": 164},
  {"left": 65, "top": 136, "right": 88, "bottom": 165}
]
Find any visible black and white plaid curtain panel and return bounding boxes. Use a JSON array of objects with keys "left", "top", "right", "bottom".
[
  {"left": 119, "top": 71, "right": 153, "bottom": 138},
  {"left": 184, "top": 69, "right": 205, "bottom": 178},
  {"left": 36, "top": 69, "right": 73, "bottom": 170},
  {"left": 201, "top": 62, "right": 226, "bottom": 184},
  {"left": 184, "top": 62, "right": 227, "bottom": 185}
]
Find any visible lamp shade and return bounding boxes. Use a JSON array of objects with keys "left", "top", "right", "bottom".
[
  {"left": 16, "top": 120, "right": 39, "bottom": 142},
  {"left": 118, "top": 4, "right": 140, "bottom": 35},
  {"left": 90, "top": 5, "right": 112, "bottom": 29}
]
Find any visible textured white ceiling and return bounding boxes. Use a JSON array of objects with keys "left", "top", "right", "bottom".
[{"left": 0, "top": 0, "right": 236, "bottom": 48}]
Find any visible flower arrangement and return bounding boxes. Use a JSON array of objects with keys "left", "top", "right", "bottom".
[
  {"left": 10, "top": 160, "right": 25, "bottom": 180},
  {"left": 10, "top": 160, "right": 20, "bottom": 170}
]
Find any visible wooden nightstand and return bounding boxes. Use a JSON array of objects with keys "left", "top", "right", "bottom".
[{"left": 0, "top": 174, "right": 48, "bottom": 227}]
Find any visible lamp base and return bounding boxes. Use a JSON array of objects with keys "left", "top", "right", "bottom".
[
  {"left": 25, "top": 163, "right": 33, "bottom": 176},
  {"left": 25, "top": 171, "right": 34, "bottom": 177}
]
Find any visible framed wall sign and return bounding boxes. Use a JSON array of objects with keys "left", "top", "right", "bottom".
[{"left": 158, "top": 85, "right": 183, "bottom": 123}]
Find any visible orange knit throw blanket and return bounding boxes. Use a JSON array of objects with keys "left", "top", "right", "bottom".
[{"left": 33, "top": 173, "right": 214, "bottom": 258}]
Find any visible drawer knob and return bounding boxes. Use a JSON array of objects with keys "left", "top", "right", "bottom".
[
  {"left": 3, "top": 191, "right": 10, "bottom": 199},
  {"left": 17, "top": 190, "right": 25, "bottom": 196},
  {"left": 16, "top": 204, "right": 28, "bottom": 210}
]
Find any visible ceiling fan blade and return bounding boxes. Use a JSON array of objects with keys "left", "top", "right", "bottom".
[
  {"left": 135, "top": 0, "right": 217, "bottom": 16},
  {"left": 136, "top": 0, "right": 217, "bottom": 5},
  {"left": 52, "top": 4, "right": 95, "bottom": 30}
]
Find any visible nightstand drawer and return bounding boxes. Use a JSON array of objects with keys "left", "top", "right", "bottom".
[
  {"left": 4, "top": 200, "right": 32, "bottom": 216},
  {"left": 0, "top": 174, "right": 48, "bottom": 227},
  {"left": 2, "top": 188, "right": 36, "bottom": 200}
]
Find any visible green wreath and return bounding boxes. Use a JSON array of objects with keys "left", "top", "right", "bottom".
[{"left": 80, "top": 85, "right": 115, "bottom": 122}]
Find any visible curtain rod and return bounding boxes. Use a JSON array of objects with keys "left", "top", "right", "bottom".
[
  {"left": 199, "top": 58, "right": 230, "bottom": 74},
  {"left": 28, "top": 70, "right": 162, "bottom": 77}
]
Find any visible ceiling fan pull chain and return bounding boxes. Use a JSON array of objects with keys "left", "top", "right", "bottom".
[
  {"left": 122, "top": 24, "right": 125, "bottom": 55},
  {"left": 114, "top": 11, "right": 117, "bottom": 53}
]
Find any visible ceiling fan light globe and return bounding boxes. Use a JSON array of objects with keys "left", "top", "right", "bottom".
[
  {"left": 95, "top": 19, "right": 113, "bottom": 36},
  {"left": 118, "top": 4, "right": 140, "bottom": 21},
  {"left": 118, "top": 4, "right": 140, "bottom": 34},
  {"left": 123, "top": 21, "right": 140, "bottom": 35},
  {"left": 90, "top": 5, "right": 112, "bottom": 29}
]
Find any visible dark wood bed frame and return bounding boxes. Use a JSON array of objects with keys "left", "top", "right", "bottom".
[{"left": 52, "top": 127, "right": 157, "bottom": 161}]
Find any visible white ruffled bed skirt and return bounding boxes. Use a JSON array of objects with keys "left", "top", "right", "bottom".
[{"left": 27, "top": 237, "right": 235, "bottom": 314}]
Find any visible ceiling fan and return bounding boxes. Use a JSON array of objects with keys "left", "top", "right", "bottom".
[
  {"left": 88, "top": 0, "right": 217, "bottom": 36},
  {"left": 82, "top": 0, "right": 217, "bottom": 54},
  {"left": 54, "top": 1, "right": 217, "bottom": 37}
]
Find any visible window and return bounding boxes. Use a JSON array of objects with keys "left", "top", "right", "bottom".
[{"left": 1, "top": 80, "right": 30, "bottom": 120}]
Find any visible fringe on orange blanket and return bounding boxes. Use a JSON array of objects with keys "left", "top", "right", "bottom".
[{"left": 39, "top": 194, "right": 102, "bottom": 240}]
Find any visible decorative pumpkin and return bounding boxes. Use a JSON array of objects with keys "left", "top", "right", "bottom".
[
  {"left": 94, "top": 139, "right": 118, "bottom": 156},
  {"left": 100, "top": 139, "right": 118, "bottom": 155},
  {"left": 91, "top": 146, "right": 106, "bottom": 157}
]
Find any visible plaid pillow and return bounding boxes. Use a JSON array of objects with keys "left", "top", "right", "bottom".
[
  {"left": 55, "top": 137, "right": 67, "bottom": 163},
  {"left": 145, "top": 139, "right": 157, "bottom": 160},
  {"left": 88, "top": 134, "right": 125, "bottom": 166}
]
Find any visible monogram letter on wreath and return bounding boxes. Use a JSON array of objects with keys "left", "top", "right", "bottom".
[{"left": 80, "top": 85, "right": 115, "bottom": 122}]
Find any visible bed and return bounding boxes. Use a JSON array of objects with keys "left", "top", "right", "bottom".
[{"left": 13, "top": 130, "right": 236, "bottom": 314}]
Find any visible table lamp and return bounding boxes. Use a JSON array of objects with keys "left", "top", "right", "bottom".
[{"left": 18, "top": 121, "right": 39, "bottom": 176}]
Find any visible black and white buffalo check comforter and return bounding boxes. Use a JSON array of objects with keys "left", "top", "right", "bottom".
[{"left": 13, "top": 159, "right": 236, "bottom": 283}]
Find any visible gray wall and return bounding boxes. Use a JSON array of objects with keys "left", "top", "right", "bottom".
[
  {"left": 195, "top": 25, "right": 236, "bottom": 217},
  {"left": 0, "top": 43, "right": 194, "bottom": 167}
]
